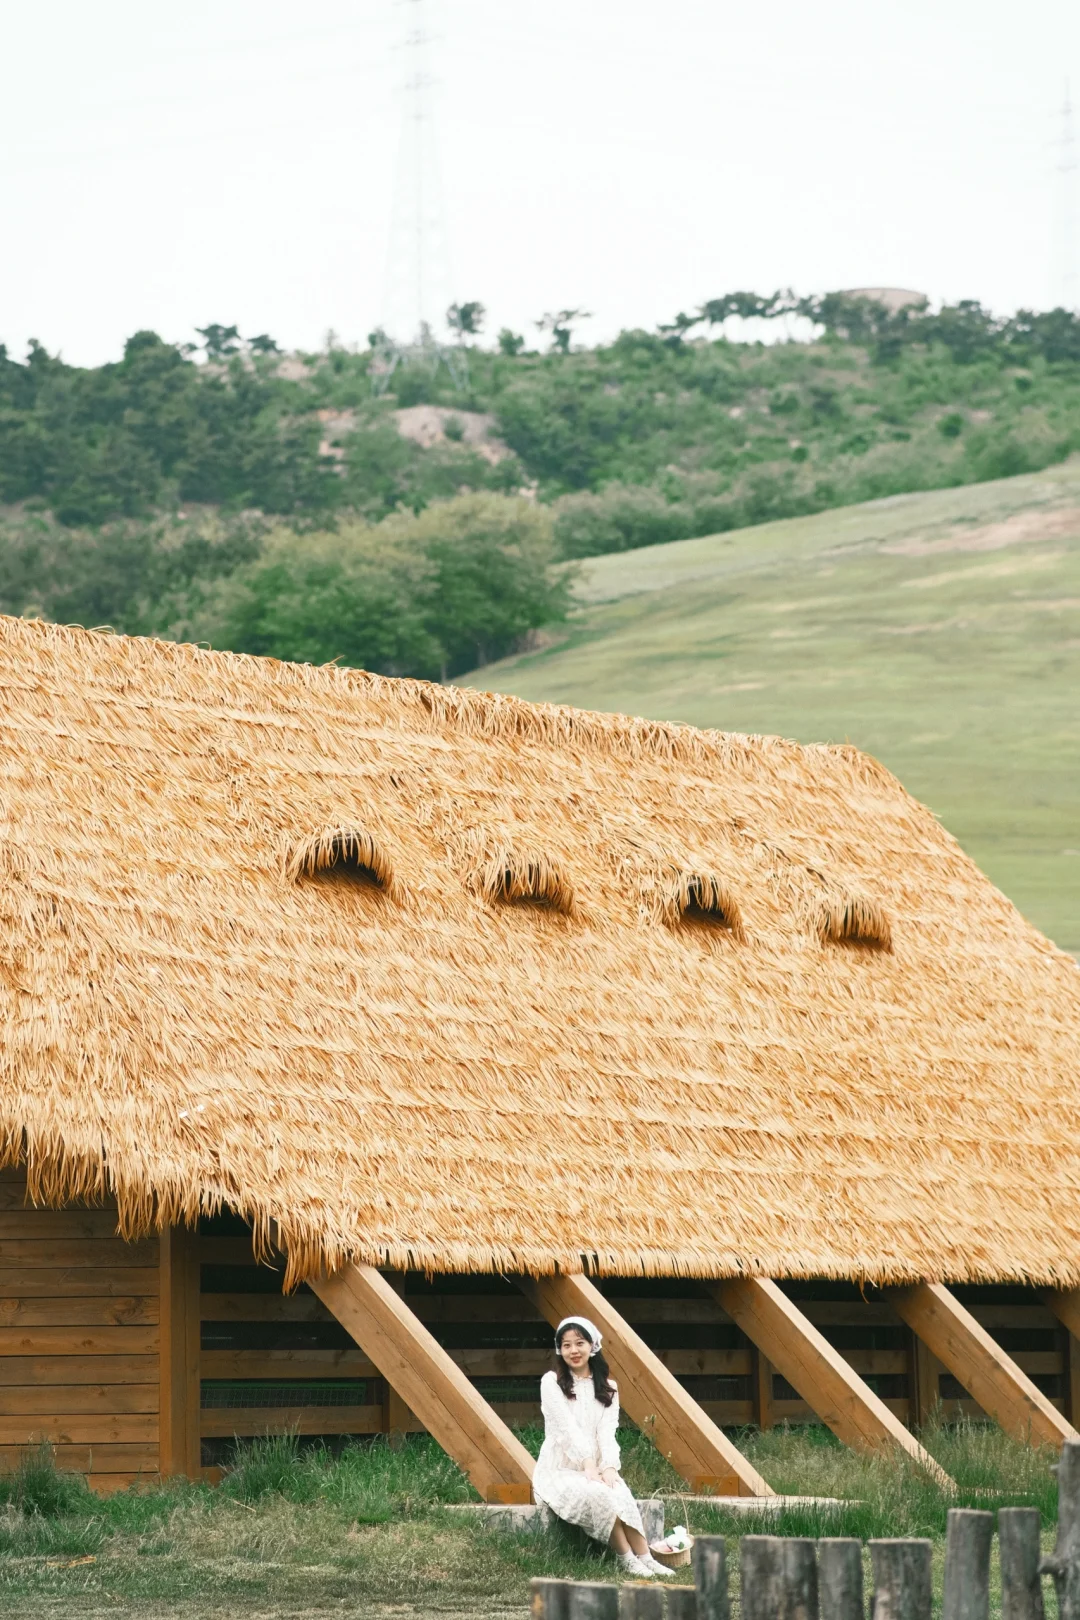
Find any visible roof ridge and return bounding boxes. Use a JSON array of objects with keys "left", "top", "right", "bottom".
[{"left": 0, "top": 613, "right": 896, "bottom": 790}]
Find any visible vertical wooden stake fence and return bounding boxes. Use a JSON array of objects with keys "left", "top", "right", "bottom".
[
  {"left": 566, "top": 1583, "right": 618, "bottom": 1620},
  {"left": 999, "top": 1507, "right": 1045, "bottom": 1620},
  {"left": 740, "top": 1535, "right": 818, "bottom": 1620},
  {"left": 818, "top": 1537, "right": 864, "bottom": 1619},
  {"left": 1041, "top": 1438, "right": 1080, "bottom": 1618},
  {"left": 869, "top": 1539, "right": 933, "bottom": 1620},
  {"left": 618, "top": 1584, "right": 665, "bottom": 1620},
  {"left": 530, "top": 1578, "right": 570, "bottom": 1620},
  {"left": 666, "top": 1589, "right": 700, "bottom": 1620},
  {"left": 942, "top": 1509, "right": 993, "bottom": 1620},
  {"left": 691, "top": 1534, "right": 731, "bottom": 1620}
]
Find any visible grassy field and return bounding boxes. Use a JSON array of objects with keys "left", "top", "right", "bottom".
[
  {"left": 0, "top": 1424, "right": 1065, "bottom": 1618},
  {"left": 465, "top": 461, "right": 1080, "bottom": 955}
]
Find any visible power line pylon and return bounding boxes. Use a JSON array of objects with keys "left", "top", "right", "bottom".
[{"left": 372, "top": 0, "right": 466, "bottom": 395}]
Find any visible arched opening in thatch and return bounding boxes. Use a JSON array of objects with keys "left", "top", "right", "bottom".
[
  {"left": 817, "top": 893, "right": 892, "bottom": 951},
  {"left": 478, "top": 848, "right": 574, "bottom": 915},
  {"left": 283, "top": 827, "right": 395, "bottom": 896},
  {"left": 667, "top": 872, "right": 746, "bottom": 941}
]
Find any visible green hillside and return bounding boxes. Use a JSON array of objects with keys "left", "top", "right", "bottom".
[
  {"left": 5, "top": 297, "right": 1080, "bottom": 542},
  {"left": 463, "top": 462, "right": 1080, "bottom": 955}
]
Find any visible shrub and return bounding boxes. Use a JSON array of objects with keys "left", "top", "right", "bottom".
[
  {"left": 553, "top": 485, "right": 697, "bottom": 558},
  {"left": 168, "top": 494, "right": 570, "bottom": 680}
]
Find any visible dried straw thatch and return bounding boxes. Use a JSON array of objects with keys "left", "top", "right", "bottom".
[{"left": 1, "top": 615, "right": 1078, "bottom": 1288}]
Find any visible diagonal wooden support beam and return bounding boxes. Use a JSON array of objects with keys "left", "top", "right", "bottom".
[
  {"left": 887, "top": 1283, "right": 1078, "bottom": 1448},
  {"left": 310, "top": 1264, "right": 534, "bottom": 1503},
  {"left": 517, "top": 1272, "right": 774, "bottom": 1497},
  {"left": 709, "top": 1278, "right": 952, "bottom": 1486}
]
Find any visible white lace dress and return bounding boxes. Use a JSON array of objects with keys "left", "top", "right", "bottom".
[{"left": 532, "top": 1370, "right": 645, "bottom": 1545}]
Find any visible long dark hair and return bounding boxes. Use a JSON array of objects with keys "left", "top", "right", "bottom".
[{"left": 554, "top": 1320, "right": 615, "bottom": 1406}]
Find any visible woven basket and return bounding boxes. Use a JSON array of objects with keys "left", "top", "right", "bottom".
[{"left": 650, "top": 1539, "right": 693, "bottom": 1569}]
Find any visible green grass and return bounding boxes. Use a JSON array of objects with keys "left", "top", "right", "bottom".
[
  {"left": 0, "top": 1424, "right": 1066, "bottom": 1617},
  {"left": 464, "top": 461, "right": 1080, "bottom": 955}
]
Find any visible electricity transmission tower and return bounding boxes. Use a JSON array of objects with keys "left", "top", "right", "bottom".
[
  {"left": 1055, "top": 82, "right": 1078, "bottom": 311},
  {"left": 372, "top": 0, "right": 466, "bottom": 392}
]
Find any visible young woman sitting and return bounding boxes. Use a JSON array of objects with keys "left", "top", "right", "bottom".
[{"left": 531, "top": 1316, "right": 673, "bottom": 1579}]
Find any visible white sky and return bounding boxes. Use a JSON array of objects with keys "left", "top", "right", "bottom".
[{"left": 2, "top": 0, "right": 1079, "bottom": 367}]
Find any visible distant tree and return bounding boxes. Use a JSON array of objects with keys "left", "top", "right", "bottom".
[
  {"left": 498, "top": 328, "right": 525, "bottom": 356},
  {"left": 447, "top": 301, "right": 486, "bottom": 342},
  {"left": 657, "top": 310, "right": 703, "bottom": 347},
  {"left": 249, "top": 334, "right": 280, "bottom": 355},
  {"left": 407, "top": 493, "right": 570, "bottom": 675},
  {"left": 536, "top": 309, "right": 592, "bottom": 355},
  {"left": 797, "top": 291, "right": 893, "bottom": 342},
  {"left": 196, "top": 324, "right": 242, "bottom": 361},
  {"left": 699, "top": 291, "right": 793, "bottom": 327},
  {"left": 1009, "top": 307, "right": 1080, "bottom": 365},
  {"left": 922, "top": 301, "right": 1001, "bottom": 365}
]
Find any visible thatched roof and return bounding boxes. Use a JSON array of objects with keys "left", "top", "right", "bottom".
[{"left": 2, "top": 614, "right": 1078, "bottom": 1288}]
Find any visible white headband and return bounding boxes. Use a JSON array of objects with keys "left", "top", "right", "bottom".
[{"left": 555, "top": 1316, "right": 603, "bottom": 1356}]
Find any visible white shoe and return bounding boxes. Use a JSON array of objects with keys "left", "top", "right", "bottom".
[
  {"left": 616, "top": 1553, "right": 654, "bottom": 1578},
  {"left": 643, "top": 1555, "right": 676, "bottom": 1577}
]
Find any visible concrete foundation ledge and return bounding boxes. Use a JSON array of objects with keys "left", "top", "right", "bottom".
[
  {"left": 447, "top": 1499, "right": 665, "bottom": 1542},
  {"left": 659, "top": 1494, "right": 855, "bottom": 1515}
]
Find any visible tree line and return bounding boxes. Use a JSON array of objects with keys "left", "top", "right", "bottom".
[
  {"left": 2, "top": 289, "right": 1079, "bottom": 677},
  {"left": 0, "top": 495, "right": 568, "bottom": 682}
]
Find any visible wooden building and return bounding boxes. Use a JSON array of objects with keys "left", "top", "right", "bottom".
[{"left": 1, "top": 614, "right": 1079, "bottom": 1495}]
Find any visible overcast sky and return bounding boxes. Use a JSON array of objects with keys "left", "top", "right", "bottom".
[{"left": 3, "top": 0, "right": 1079, "bottom": 367}]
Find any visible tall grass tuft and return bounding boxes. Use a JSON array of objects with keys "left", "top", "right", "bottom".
[
  {"left": 221, "top": 1432, "right": 320, "bottom": 1504},
  {"left": 220, "top": 1432, "right": 478, "bottom": 1520},
  {"left": 686, "top": 1420, "right": 1061, "bottom": 1542},
  {"left": 0, "top": 1442, "right": 95, "bottom": 1517}
]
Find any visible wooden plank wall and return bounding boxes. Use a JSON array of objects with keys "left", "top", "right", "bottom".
[
  {"left": 0, "top": 1189, "right": 1075, "bottom": 1486},
  {"left": 196, "top": 1214, "right": 1079, "bottom": 1451},
  {"left": 0, "top": 1170, "right": 159, "bottom": 1492}
]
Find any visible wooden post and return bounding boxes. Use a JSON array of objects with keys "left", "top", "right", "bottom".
[
  {"left": 818, "top": 1539, "right": 864, "bottom": 1619},
  {"left": 740, "top": 1536, "right": 818, "bottom": 1619},
  {"left": 1045, "top": 1291, "right": 1080, "bottom": 1340},
  {"left": 1067, "top": 1335, "right": 1080, "bottom": 1428},
  {"left": 310, "top": 1262, "right": 533, "bottom": 1503},
  {"left": 942, "top": 1508, "right": 993, "bottom": 1620},
  {"left": 869, "top": 1539, "right": 933, "bottom": 1620},
  {"left": 752, "top": 1346, "right": 775, "bottom": 1431},
  {"left": 692, "top": 1533, "right": 732, "bottom": 1620},
  {"left": 1043, "top": 1294, "right": 1080, "bottom": 1425},
  {"left": 1040, "top": 1439, "right": 1080, "bottom": 1618},
  {"left": 517, "top": 1273, "right": 773, "bottom": 1497},
  {"left": 530, "top": 1578, "right": 572, "bottom": 1620},
  {"left": 908, "top": 1330, "right": 943, "bottom": 1430},
  {"left": 889, "top": 1285, "right": 1078, "bottom": 1448},
  {"left": 567, "top": 1582, "right": 619, "bottom": 1620},
  {"left": 712, "top": 1279, "right": 951, "bottom": 1485},
  {"left": 998, "top": 1507, "right": 1045, "bottom": 1620},
  {"left": 159, "top": 1224, "right": 200, "bottom": 1479},
  {"left": 619, "top": 1584, "right": 665, "bottom": 1620},
  {"left": 666, "top": 1589, "right": 700, "bottom": 1620}
]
